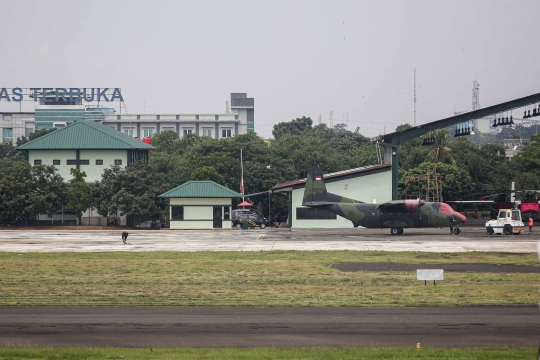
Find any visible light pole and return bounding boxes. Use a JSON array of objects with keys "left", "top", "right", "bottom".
[{"left": 267, "top": 165, "right": 271, "bottom": 221}]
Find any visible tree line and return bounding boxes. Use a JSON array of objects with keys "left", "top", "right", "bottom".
[{"left": 1, "top": 116, "right": 539, "bottom": 224}]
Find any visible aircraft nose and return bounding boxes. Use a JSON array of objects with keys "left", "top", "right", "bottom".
[{"left": 455, "top": 212, "right": 467, "bottom": 223}]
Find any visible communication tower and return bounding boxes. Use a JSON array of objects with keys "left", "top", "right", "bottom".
[
  {"left": 472, "top": 80, "right": 480, "bottom": 129},
  {"left": 329, "top": 111, "right": 334, "bottom": 127},
  {"left": 318, "top": 113, "right": 322, "bottom": 125}
]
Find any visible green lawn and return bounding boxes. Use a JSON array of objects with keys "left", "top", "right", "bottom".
[
  {"left": 0, "top": 347, "right": 535, "bottom": 360},
  {"left": 0, "top": 251, "right": 538, "bottom": 307}
]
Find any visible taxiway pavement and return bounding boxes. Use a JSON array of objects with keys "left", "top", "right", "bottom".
[
  {"left": 0, "top": 227, "right": 537, "bottom": 252},
  {"left": 1, "top": 306, "right": 538, "bottom": 347}
]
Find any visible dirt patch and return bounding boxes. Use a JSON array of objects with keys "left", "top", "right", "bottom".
[{"left": 331, "top": 262, "right": 540, "bottom": 273}]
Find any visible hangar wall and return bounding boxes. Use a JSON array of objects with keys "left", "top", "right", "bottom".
[{"left": 291, "top": 169, "right": 392, "bottom": 228}]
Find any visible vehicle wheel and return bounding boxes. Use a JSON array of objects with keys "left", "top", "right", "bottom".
[
  {"left": 486, "top": 227, "right": 494, "bottom": 235},
  {"left": 235, "top": 223, "right": 242, "bottom": 229},
  {"left": 503, "top": 224, "right": 513, "bottom": 235},
  {"left": 260, "top": 223, "right": 266, "bottom": 229},
  {"left": 453, "top": 228, "right": 461, "bottom": 235},
  {"left": 390, "top": 227, "right": 401, "bottom": 235},
  {"left": 397, "top": 228, "right": 404, "bottom": 235}
]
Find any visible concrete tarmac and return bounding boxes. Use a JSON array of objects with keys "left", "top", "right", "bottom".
[
  {"left": 1, "top": 307, "right": 538, "bottom": 348},
  {"left": 0, "top": 227, "right": 537, "bottom": 252}
]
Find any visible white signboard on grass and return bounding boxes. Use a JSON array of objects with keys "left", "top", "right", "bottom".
[{"left": 417, "top": 269, "right": 444, "bottom": 281}]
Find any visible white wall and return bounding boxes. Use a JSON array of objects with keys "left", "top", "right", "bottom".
[{"left": 291, "top": 170, "right": 392, "bottom": 228}]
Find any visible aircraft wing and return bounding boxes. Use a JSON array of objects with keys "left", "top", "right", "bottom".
[
  {"left": 301, "top": 201, "right": 335, "bottom": 207},
  {"left": 376, "top": 200, "right": 424, "bottom": 212}
]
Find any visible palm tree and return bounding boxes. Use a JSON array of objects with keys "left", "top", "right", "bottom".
[{"left": 425, "top": 129, "right": 456, "bottom": 165}]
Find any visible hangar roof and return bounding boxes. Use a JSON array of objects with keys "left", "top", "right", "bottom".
[
  {"left": 16, "top": 121, "right": 155, "bottom": 150},
  {"left": 159, "top": 181, "right": 243, "bottom": 198},
  {"left": 272, "top": 163, "right": 391, "bottom": 193}
]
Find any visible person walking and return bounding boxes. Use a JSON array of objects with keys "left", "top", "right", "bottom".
[
  {"left": 528, "top": 217, "right": 534, "bottom": 235},
  {"left": 121, "top": 231, "right": 129, "bottom": 244}
]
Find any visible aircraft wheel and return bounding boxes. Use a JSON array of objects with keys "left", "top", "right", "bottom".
[
  {"left": 453, "top": 228, "right": 461, "bottom": 235},
  {"left": 235, "top": 223, "right": 242, "bottom": 229},
  {"left": 260, "top": 223, "right": 266, "bottom": 229},
  {"left": 397, "top": 228, "right": 404, "bottom": 235},
  {"left": 503, "top": 225, "right": 513, "bottom": 235},
  {"left": 486, "top": 227, "right": 494, "bottom": 235},
  {"left": 390, "top": 227, "right": 400, "bottom": 235}
]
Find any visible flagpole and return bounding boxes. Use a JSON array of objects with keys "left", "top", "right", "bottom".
[{"left": 240, "top": 148, "right": 244, "bottom": 203}]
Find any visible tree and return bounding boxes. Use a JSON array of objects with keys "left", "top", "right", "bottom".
[
  {"left": 151, "top": 130, "right": 180, "bottom": 154},
  {"left": 190, "top": 166, "right": 227, "bottom": 187},
  {"left": 0, "top": 161, "right": 66, "bottom": 223},
  {"left": 512, "top": 132, "right": 540, "bottom": 173},
  {"left": 425, "top": 129, "right": 456, "bottom": 165},
  {"left": 272, "top": 116, "right": 313, "bottom": 139},
  {"left": 66, "top": 168, "right": 94, "bottom": 225},
  {"left": 94, "top": 162, "right": 168, "bottom": 222},
  {"left": 16, "top": 127, "right": 57, "bottom": 146},
  {"left": 400, "top": 162, "right": 474, "bottom": 201}
]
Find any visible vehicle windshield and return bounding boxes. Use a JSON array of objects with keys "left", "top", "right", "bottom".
[
  {"left": 512, "top": 210, "right": 521, "bottom": 221},
  {"left": 498, "top": 211, "right": 507, "bottom": 219}
]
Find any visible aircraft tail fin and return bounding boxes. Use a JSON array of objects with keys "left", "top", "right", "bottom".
[{"left": 303, "top": 167, "right": 328, "bottom": 204}]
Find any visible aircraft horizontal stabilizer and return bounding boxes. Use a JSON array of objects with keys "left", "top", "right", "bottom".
[
  {"left": 382, "top": 220, "right": 409, "bottom": 228},
  {"left": 301, "top": 201, "right": 335, "bottom": 207},
  {"left": 377, "top": 200, "right": 424, "bottom": 212}
]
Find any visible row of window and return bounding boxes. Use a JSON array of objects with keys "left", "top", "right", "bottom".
[
  {"left": 34, "top": 159, "right": 122, "bottom": 166},
  {"left": 170, "top": 206, "right": 231, "bottom": 220},
  {"left": 296, "top": 207, "right": 337, "bottom": 220},
  {"left": 122, "top": 128, "right": 233, "bottom": 138},
  {"left": 116, "top": 115, "right": 239, "bottom": 120}
]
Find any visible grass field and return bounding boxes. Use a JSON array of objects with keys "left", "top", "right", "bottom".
[
  {"left": 0, "top": 347, "right": 535, "bottom": 360},
  {"left": 0, "top": 251, "right": 538, "bottom": 307}
]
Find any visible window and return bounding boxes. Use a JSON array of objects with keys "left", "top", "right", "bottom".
[
  {"left": 137, "top": 115, "right": 140, "bottom": 120},
  {"left": 117, "top": 115, "right": 121, "bottom": 120},
  {"left": 114, "top": 159, "right": 122, "bottom": 165},
  {"left": 176, "top": 115, "right": 179, "bottom": 120},
  {"left": 235, "top": 115, "right": 238, "bottom": 120},
  {"left": 171, "top": 206, "right": 184, "bottom": 220},
  {"left": 222, "top": 128, "right": 232, "bottom": 138},
  {"left": 96, "top": 159, "right": 103, "bottom": 165},
  {"left": 296, "top": 207, "right": 337, "bottom": 220},
  {"left": 224, "top": 206, "right": 230, "bottom": 220},
  {"left": 79, "top": 160, "right": 89, "bottom": 165},
  {"left": 215, "top": 115, "right": 219, "bottom": 120},
  {"left": 34, "top": 159, "right": 42, "bottom": 165},
  {"left": 53, "top": 160, "right": 60, "bottom": 165},
  {"left": 156, "top": 115, "right": 160, "bottom": 120},
  {"left": 498, "top": 211, "right": 506, "bottom": 219},
  {"left": 123, "top": 129, "right": 134, "bottom": 137},
  {"left": 143, "top": 129, "right": 153, "bottom": 137},
  {"left": 202, "top": 128, "right": 212, "bottom": 137},
  {"left": 183, "top": 129, "right": 193, "bottom": 135},
  {"left": 195, "top": 115, "right": 199, "bottom": 120},
  {"left": 67, "top": 160, "right": 77, "bottom": 165},
  {"left": 2, "top": 128, "right": 12, "bottom": 138}
]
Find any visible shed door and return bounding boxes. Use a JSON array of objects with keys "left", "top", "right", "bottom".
[{"left": 213, "top": 206, "right": 223, "bottom": 229}]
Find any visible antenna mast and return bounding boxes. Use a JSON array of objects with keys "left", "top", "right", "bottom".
[
  {"left": 329, "top": 111, "right": 334, "bottom": 128},
  {"left": 414, "top": 68, "right": 417, "bottom": 126},
  {"left": 318, "top": 113, "right": 322, "bottom": 125},
  {"left": 472, "top": 80, "right": 480, "bottom": 130}
]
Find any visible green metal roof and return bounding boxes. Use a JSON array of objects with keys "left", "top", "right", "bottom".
[
  {"left": 159, "top": 181, "right": 242, "bottom": 198},
  {"left": 16, "top": 121, "right": 155, "bottom": 150}
]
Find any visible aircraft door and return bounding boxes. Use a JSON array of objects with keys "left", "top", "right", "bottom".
[{"left": 429, "top": 210, "right": 438, "bottom": 226}]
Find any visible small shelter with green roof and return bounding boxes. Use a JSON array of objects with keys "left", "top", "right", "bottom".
[
  {"left": 159, "top": 181, "right": 242, "bottom": 229},
  {"left": 16, "top": 121, "right": 154, "bottom": 182}
]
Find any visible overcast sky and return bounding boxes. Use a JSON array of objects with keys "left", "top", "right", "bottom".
[{"left": 1, "top": 0, "right": 539, "bottom": 138}]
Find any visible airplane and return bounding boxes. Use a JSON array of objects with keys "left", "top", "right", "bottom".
[{"left": 302, "top": 166, "right": 467, "bottom": 235}]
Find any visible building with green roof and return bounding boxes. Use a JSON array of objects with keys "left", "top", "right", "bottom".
[
  {"left": 159, "top": 181, "right": 242, "bottom": 229},
  {"left": 17, "top": 121, "right": 154, "bottom": 183}
]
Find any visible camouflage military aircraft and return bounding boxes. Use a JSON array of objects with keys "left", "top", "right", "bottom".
[{"left": 302, "top": 166, "right": 467, "bottom": 235}]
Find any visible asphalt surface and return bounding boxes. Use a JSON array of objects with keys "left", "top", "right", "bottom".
[
  {"left": 332, "top": 262, "right": 540, "bottom": 273},
  {"left": 1, "top": 307, "right": 539, "bottom": 348},
  {"left": 0, "top": 227, "right": 538, "bottom": 252}
]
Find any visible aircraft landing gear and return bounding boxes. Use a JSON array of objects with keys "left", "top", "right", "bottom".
[
  {"left": 452, "top": 226, "right": 461, "bottom": 235},
  {"left": 391, "top": 227, "right": 403, "bottom": 235}
]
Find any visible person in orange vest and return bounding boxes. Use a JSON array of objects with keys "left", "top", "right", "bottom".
[{"left": 528, "top": 217, "right": 534, "bottom": 234}]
